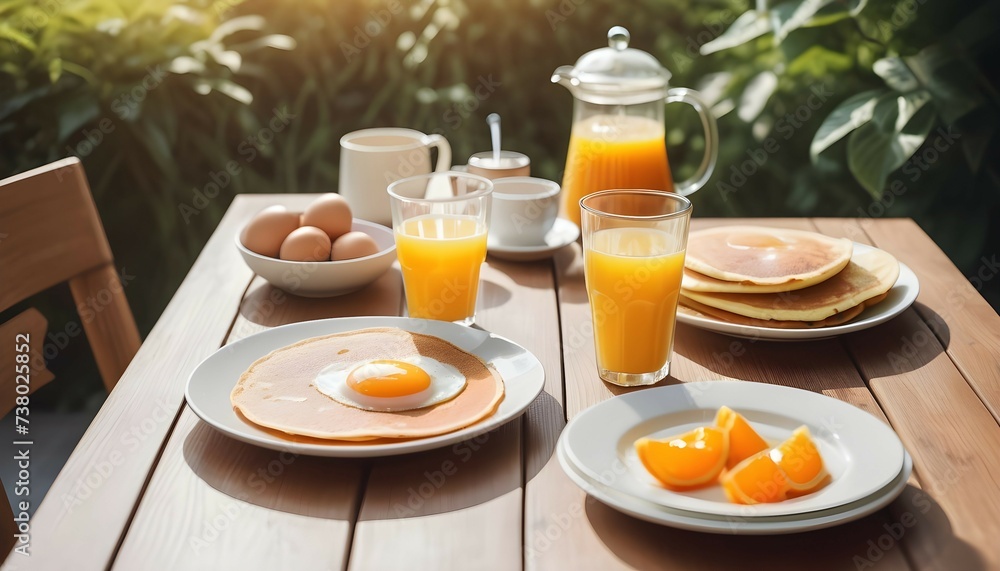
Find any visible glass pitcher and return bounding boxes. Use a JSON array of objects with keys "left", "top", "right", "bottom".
[{"left": 553, "top": 27, "right": 718, "bottom": 226}]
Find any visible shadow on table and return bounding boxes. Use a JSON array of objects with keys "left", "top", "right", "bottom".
[
  {"left": 524, "top": 390, "right": 565, "bottom": 484},
  {"left": 182, "top": 420, "right": 366, "bottom": 519},
  {"left": 238, "top": 266, "right": 403, "bottom": 327},
  {"left": 673, "top": 300, "right": 953, "bottom": 382},
  {"left": 911, "top": 302, "right": 951, "bottom": 349},
  {"left": 583, "top": 484, "right": 984, "bottom": 570},
  {"left": 488, "top": 257, "right": 560, "bottom": 292},
  {"left": 838, "top": 307, "right": 950, "bottom": 376},
  {"left": 672, "top": 312, "right": 949, "bottom": 388},
  {"left": 357, "top": 419, "right": 524, "bottom": 521},
  {"left": 479, "top": 278, "right": 512, "bottom": 309}
]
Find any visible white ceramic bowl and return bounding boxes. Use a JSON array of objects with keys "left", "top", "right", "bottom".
[{"left": 236, "top": 218, "right": 396, "bottom": 297}]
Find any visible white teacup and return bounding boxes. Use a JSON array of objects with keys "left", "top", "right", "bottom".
[
  {"left": 490, "top": 177, "right": 561, "bottom": 246},
  {"left": 339, "top": 128, "right": 451, "bottom": 226}
]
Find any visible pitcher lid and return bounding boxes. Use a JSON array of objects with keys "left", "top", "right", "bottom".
[{"left": 551, "top": 26, "right": 671, "bottom": 105}]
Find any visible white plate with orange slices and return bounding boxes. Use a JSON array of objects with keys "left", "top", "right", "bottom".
[{"left": 557, "top": 381, "right": 912, "bottom": 534}]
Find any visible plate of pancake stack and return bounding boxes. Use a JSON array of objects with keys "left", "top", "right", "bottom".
[{"left": 676, "top": 226, "right": 919, "bottom": 340}]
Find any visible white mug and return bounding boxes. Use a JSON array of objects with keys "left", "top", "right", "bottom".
[
  {"left": 490, "top": 177, "right": 561, "bottom": 246},
  {"left": 339, "top": 128, "right": 451, "bottom": 225}
]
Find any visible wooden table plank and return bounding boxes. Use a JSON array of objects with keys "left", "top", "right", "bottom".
[
  {"left": 859, "top": 218, "right": 1000, "bottom": 422},
  {"left": 112, "top": 194, "right": 402, "bottom": 570},
  {"left": 816, "top": 218, "right": 1000, "bottom": 570},
  {"left": 532, "top": 218, "right": 912, "bottom": 571},
  {"left": 818, "top": 218, "right": 1000, "bottom": 571},
  {"left": 349, "top": 258, "right": 562, "bottom": 570},
  {"left": 844, "top": 310, "right": 1000, "bottom": 571},
  {"left": 495, "top": 259, "right": 567, "bottom": 569},
  {"left": 0, "top": 196, "right": 265, "bottom": 571}
]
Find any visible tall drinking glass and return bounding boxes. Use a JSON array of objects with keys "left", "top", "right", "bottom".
[
  {"left": 388, "top": 172, "right": 493, "bottom": 326},
  {"left": 581, "top": 190, "right": 692, "bottom": 386}
]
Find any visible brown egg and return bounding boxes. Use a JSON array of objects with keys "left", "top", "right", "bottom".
[
  {"left": 242, "top": 206, "right": 300, "bottom": 258},
  {"left": 302, "top": 193, "right": 353, "bottom": 241},
  {"left": 331, "top": 231, "right": 380, "bottom": 261},
  {"left": 279, "top": 226, "right": 333, "bottom": 262}
]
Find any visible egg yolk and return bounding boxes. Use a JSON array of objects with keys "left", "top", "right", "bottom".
[{"left": 346, "top": 360, "right": 431, "bottom": 398}]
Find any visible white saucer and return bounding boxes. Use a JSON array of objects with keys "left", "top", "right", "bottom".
[
  {"left": 487, "top": 218, "right": 579, "bottom": 262},
  {"left": 676, "top": 243, "right": 920, "bottom": 341},
  {"left": 559, "top": 381, "right": 906, "bottom": 519},
  {"left": 557, "top": 438, "right": 912, "bottom": 534}
]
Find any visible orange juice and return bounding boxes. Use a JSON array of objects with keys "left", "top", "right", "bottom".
[
  {"left": 561, "top": 115, "right": 674, "bottom": 226},
  {"left": 395, "top": 214, "right": 487, "bottom": 322},
  {"left": 584, "top": 227, "right": 685, "bottom": 374}
]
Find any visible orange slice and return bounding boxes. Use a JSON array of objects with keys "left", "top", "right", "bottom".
[
  {"left": 720, "top": 449, "right": 790, "bottom": 504},
  {"left": 635, "top": 426, "right": 729, "bottom": 489},
  {"left": 770, "top": 426, "right": 828, "bottom": 493},
  {"left": 714, "top": 406, "right": 769, "bottom": 469}
]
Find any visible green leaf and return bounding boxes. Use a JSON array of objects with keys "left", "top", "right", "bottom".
[
  {"left": 848, "top": 0, "right": 870, "bottom": 16},
  {"left": 208, "top": 15, "right": 266, "bottom": 45},
  {"left": 0, "top": 24, "right": 37, "bottom": 52},
  {"left": 800, "top": 0, "right": 868, "bottom": 27},
  {"left": 0, "top": 84, "right": 49, "bottom": 123},
  {"left": 786, "top": 45, "right": 854, "bottom": 76},
  {"left": 904, "top": 44, "right": 983, "bottom": 124},
  {"left": 48, "top": 58, "right": 62, "bottom": 83},
  {"left": 811, "top": 89, "right": 888, "bottom": 160},
  {"left": 169, "top": 56, "right": 206, "bottom": 74},
  {"left": 873, "top": 58, "right": 919, "bottom": 92},
  {"left": 57, "top": 92, "right": 100, "bottom": 141},
  {"left": 738, "top": 71, "right": 778, "bottom": 122},
  {"left": 699, "top": 10, "right": 772, "bottom": 55},
  {"left": 773, "top": 0, "right": 836, "bottom": 42},
  {"left": 194, "top": 79, "right": 253, "bottom": 105},
  {"left": 847, "top": 91, "right": 936, "bottom": 198},
  {"left": 231, "top": 34, "right": 297, "bottom": 52}
]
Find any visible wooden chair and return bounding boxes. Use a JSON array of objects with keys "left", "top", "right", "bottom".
[{"left": 0, "top": 157, "right": 141, "bottom": 557}]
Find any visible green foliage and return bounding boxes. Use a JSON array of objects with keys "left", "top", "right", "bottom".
[
  {"left": 1, "top": 0, "right": 998, "bottom": 386},
  {"left": 697, "top": 0, "right": 999, "bottom": 268},
  {"left": 0, "top": 0, "right": 294, "bottom": 332}
]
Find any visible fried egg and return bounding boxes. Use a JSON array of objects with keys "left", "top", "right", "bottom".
[{"left": 315, "top": 356, "right": 467, "bottom": 412}]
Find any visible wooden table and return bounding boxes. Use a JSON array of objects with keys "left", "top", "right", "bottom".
[{"left": 7, "top": 194, "right": 1000, "bottom": 571}]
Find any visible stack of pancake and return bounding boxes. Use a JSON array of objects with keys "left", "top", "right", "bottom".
[{"left": 679, "top": 226, "right": 899, "bottom": 329}]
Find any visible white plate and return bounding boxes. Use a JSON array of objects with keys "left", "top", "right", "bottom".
[
  {"left": 487, "top": 218, "right": 579, "bottom": 262},
  {"left": 186, "top": 317, "right": 545, "bottom": 457},
  {"left": 676, "top": 243, "right": 919, "bottom": 341},
  {"left": 560, "top": 381, "right": 906, "bottom": 518},
  {"left": 557, "top": 439, "right": 912, "bottom": 534}
]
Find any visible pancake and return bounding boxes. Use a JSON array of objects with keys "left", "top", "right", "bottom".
[
  {"left": 681, "top": 248, "right": 899, "bottom": 322},
  {"left": 685, "top": 226, "right": 853, "bottom": 287},
  {"left": 231, "top": 327, "right": 504, "bottom": 440},
  {"left": 678, "top": 295, "right": 883, "bottom": 329},
  {"left": 683, "top": 267, "right": 818, "bottom": 294}
]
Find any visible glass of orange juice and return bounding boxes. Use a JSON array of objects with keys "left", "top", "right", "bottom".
[
  {"left": 580, "top": 190, "right": 692, "bottom": 386},
  {"left": 388, "top": 172, "right": 493, "bottom": 326}
]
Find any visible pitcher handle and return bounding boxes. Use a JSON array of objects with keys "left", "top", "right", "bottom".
[
  {"left": 424, "top": 134, "right": 452, "bottom": 172},
  {"left": 665, "top": 88, "right": 718, "bottom": 197}
]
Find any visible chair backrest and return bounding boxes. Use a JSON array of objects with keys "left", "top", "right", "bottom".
[
  {"left": 0, "top": 157, "right": 140, "bottom": 396},
  {"left": 0, "top": 157, "right": 141, "bottom": 556}
]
